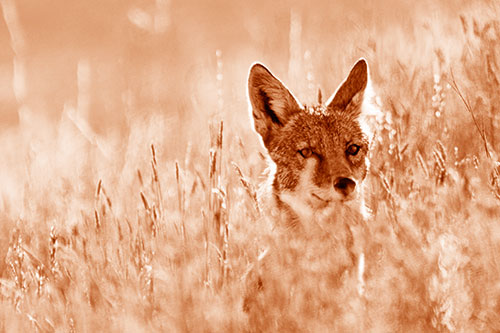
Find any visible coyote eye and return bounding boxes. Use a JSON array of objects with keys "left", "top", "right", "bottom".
[
  {"left": 346, "top": 144, "right": 360, "bottom": 156},
  {"left": 298, "top": 148, "right": 313, "bottom": 158}
]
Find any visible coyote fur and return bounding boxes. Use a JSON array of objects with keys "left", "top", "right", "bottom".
[
  {"left": 248, "top": 59, "right": 374, "bottom": 230},
  {"left": 243, "top": 60, "right": 376, "bottom": 321}
]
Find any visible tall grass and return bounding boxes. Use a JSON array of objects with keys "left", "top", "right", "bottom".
[{"left": 1, "top": 1, "right": 500, "bottom": 331}]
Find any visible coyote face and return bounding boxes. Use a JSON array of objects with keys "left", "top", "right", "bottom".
[{"left": 248, "top": 59, "right": 373, "bottom": 225}]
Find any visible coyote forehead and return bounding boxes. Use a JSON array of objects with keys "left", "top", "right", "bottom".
[{"left": 248, "top": 59, "right": 373, "bottom": 225}]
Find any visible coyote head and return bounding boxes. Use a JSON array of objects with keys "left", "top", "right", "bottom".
[{"left": 248, "top": 59, "right": 373, "bottom": 223}]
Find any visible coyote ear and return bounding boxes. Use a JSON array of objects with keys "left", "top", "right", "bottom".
[
  {"left": 248, "top": 63, "right": 301, "bottom": 147},
  {"left": 326, "top": 59, "right": 369, "bottom": 114}
]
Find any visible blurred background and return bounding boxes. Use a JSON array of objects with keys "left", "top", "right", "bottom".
[
  {"left": 1, "top": 2, "right": 500, "bottom": 330},
  {"left": 0, "top": 0, "right": 477, "bottom": 135}
]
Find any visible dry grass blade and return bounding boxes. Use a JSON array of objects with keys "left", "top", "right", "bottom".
[
  {"left": 208, "top": 121, "right": 224, "bottom": 236},
  {"left": 94, "top": 209, "right": 100, "bottom": 230},
  {"left": 101, "top": 185, "right": 112, "bottom": 210},
  {"left": 49, "top": 226, "right": 59, "bottom": 276},
  {"left": 151, "top": 144, "right": 157, "bottom": 166},
  {"left": 96, "top": 179, "right": 102, "bottom": 198},
  {"left": 436, "top": 140, "right": 447, "bottom": 162},
  {"left": 140, "top": 191, "right": 150, "bottom": 211},
  {"left": 94, "top": 180, "right": 103, "bottom": 229},
  {"left": 433, "top": 142, "right": 447, "bottom": 185},
  {"left": 217, "top": 120, "right": 223, "bottom": 150},
  {"left": 231, "top": 161, "right": 260, "bottom": 215},
  {"left": 175, "top": 161, "right": 186, "bottom": 242},
  {"left": 379, "top": 171, "right": 394, "bottom": 201},
  {"left": 448, "top": 69, "right": 492, "bottom": 158},
  {"left": 207, "top": 120, "right": 228, "bottom": 287},
  {"left": 151, "top": 144, "right": 164, "bottom": 221},
  {"left": 194, "top": 168, "right": 207, "bottom": 192},
  {"left": 137, "top": 169, "right": 144, "bottom": 187},
  {"left": 416, "top": 150, "right": 429, "bottom": 179}
]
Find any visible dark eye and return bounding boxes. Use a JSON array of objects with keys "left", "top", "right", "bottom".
[
  {"left": 298, "top": 148, "right": 313, "bottom": 158},
  {"left": 346, "top": 144, "right": 360, "bottom": 156}
]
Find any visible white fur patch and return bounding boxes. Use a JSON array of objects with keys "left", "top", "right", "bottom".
[
  {"left": 279, "top": 158, "right": 319, "bottom": 222},
  {"left": 279, "top": 158, "right": 365, "bottom": 227}
]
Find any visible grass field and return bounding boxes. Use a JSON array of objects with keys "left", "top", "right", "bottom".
[{"left": 1, "top": 0, "right": 500, "bottom": 331}]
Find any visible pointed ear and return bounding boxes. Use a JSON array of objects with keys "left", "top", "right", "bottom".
[
  {"left": 248, "top": 63, "right": 301, "bottom": 147},
  {"left": 326, "top": 59, "right": 369, "bottom": 113}
]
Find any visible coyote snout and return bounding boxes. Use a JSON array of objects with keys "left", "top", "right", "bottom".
[
  {"left": 334, "top": 177, "right": 356, "bottom": 198},
  {"left": 248, "top": 58, "right": 374, "bottom": 226}
]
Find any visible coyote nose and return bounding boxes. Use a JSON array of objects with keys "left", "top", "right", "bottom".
[{"left": 334, "top": 177, "right": 356, "bottom": 197}]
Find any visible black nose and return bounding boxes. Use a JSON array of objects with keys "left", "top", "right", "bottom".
[{"left": 334, "top": 177, "right": 356, "bottom": 197}]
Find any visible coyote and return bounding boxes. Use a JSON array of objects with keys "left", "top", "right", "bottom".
[
  {"left": 248, "top": 59, "right": 374, "bottom": 229},
  {"left": 244, "top": 60, "right": 375, "bottom": 326}
]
